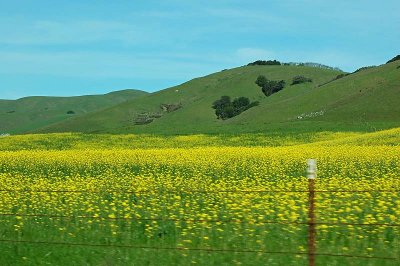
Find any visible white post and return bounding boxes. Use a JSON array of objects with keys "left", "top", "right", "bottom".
[{"left": 307, "top": 159, "right": 317, "bottom": 179}]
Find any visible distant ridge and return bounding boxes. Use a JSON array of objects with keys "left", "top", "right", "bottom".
[{"left": 0, "top": 89, "right": 148, "bottom": 134}]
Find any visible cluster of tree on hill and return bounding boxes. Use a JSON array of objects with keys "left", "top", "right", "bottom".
[
  {"left": 247, "top": 60, "right": 281, "bottom": 66},
  {"left": 246, "top": 59, "right": 342, "bottom": 72},
  {"left": 255, "top": 75, "right": 285, "bottom": 96},
  {"left": 212, "top": 96, "right": 259, "bottom": 120}
]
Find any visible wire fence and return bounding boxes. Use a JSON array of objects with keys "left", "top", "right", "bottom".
[
  {"left": 0, "top": 239, "right": 397, "bottom": 261},
  {"left": 1, "top": 187, "right": 399, "bottom": 264},
  {"left": 0, "top": 212, "right": 399, "bottom": 227},
  {"left": 1, "top": 189, "right": 400, "bottom": 194}
]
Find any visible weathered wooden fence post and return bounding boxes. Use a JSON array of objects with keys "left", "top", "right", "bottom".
[{"left": 307, "top": 159, "right": 317, "bottom": 266}]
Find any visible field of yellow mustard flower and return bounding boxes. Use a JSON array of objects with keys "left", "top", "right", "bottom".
[{"left": 0, "top": 131, "right": 399, "bottom": 265}]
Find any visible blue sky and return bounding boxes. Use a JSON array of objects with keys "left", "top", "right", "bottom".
[{"left": 0, "top": 0, "right": 399, "bottom": 99}]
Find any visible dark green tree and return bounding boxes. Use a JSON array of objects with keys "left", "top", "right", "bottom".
[
  {"left": 291, "top": 75, "right": 312, "bottom": 85},
  {"left": 212, "top": 96, "right": 258, "bottom": 119},
  {"left": 255, "top": 75, "right": 285, "bottom": 96},
  {"left": 263, "top": 80, "right": 285, "bottom": 96},
  {"left": 221, "top": 105, "right": 236, "bottom": 118},
  {"left": 212, "top": 96, "right": 231, "bottom": 110},
  {"left": 255, "top": 75, "right": 268, "bottom": 88},
  {"left": 233, "top": 97, "right": 250, "bottom": 109}
]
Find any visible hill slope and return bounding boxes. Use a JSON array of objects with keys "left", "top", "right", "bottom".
[
  {"left": 37, "top": 61, "right": 400, "bottom": 134},
  {"left": 0, "top": 89, "right": 148, "bottom": 134},
  {"left": 37, "top": 65, "right": 341, "bottom": 133}
]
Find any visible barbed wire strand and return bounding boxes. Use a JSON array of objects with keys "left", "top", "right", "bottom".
[
  {"left": 0, "top": 239, "right": 397, "bottom": 260},
  {"left": 0, "top": 189, "right": 399, "bottom": 194},
  {"left": 0, "top": 213, "right": 399, "bottom": 227}
]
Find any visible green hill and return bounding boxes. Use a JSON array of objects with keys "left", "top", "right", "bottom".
[
  {"left": 34, "top": 65, "right": 340, "bottom": 134},
  {"left": 36, "top": 60, "right": 400, "bottom": 134},
  {"left": 0, "top": 89, "right": 148, "bottom": 134}
]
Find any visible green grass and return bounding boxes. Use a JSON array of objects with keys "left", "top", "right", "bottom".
[
  {"left": 0, "top": 89, "right": 148, "bottom": 134},
  {"left": 34, "top": 61, "right": 400, "bottom": 134}
]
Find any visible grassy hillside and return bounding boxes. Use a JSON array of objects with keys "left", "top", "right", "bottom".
[
  {"left": 230, "top": 61, "right": 400, "bottom": 133},
  {"left": 30, "top": 60, "right": 400, "bottom": 134},
  {"left": 38, "top": 65, "right": 348, "bottom": 134},
  {"left": 0, "top": 89, "right": 148, "bottom": 134}
]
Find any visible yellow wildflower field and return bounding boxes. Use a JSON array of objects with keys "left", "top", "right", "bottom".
[{"left": 0, "top": 133, "right": 399, "bottom": 265}]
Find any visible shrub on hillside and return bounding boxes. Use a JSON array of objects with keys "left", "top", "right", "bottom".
[
  {"left": 353, "top": 66, "right": 376, "bottom": 73},
  {"left": 160, "top": 103, "right": 182, "bottom": 112},
  {"left": 263, "top": 80, "right": 285, "bottom": 96},
  {"left": 255, "top": 75, "right": 285, "bottom": 96},
  {"left": 66, "top": 110, "right": 75, "bottom": 114},
  {"left": 334, "top": 73, "right": 347, "bottom": 80},
  {"left": 291, "top": 75, "right": 312, "bottom": 85},
  {"left": 212, "top": 96, "right": 259, "bottom": 120},
  {"left": 255, "top": 75, "right": 268, "bottom": 87},
  {"left": 387, "top": 55, "right": 400, "bottom": 64},
  {"left": 316, "top": 73, "right": 350, "bottom": 87}
]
